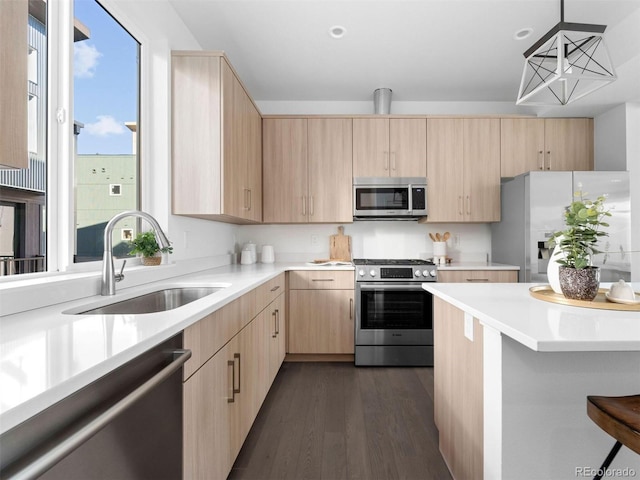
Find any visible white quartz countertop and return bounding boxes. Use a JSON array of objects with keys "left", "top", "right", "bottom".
[
  {"left": 0, "top": 262, "right": 353, "bottom": 434},
  {"left": 436, "top": 262, "right": 519, "bottom": 271},
  {"left": 423, "top": 282, "right": 640, "bottom": 352}
]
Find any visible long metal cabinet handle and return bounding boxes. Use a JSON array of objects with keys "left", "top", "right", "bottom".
[
  {"left": 312, "top": 278, "right": 335, "bottom": 282},
  {"left": 270, "top": 285, "right": 280, "bottom": 292},
  {"left": 466, "top": 278, "right": 490, "bottom": 282},
  {"left": 546, "top": 151, "right": 551, "bottom": 170},
  {"left": 466, "top": 195, "right": 471, "bottom": 216},
  {"left": 228, "top": 360, "right": 236, "bottom": 403},
  {"left": 538, "top": 150, "right": 544, "bottom": 170},
  {"left": 384, "top": 151, "right": 389, "bottom": 171},
  {"left": 5, "top": 349, "right": 192, "bottom": 480},
  {"left": 349, "top": 298, "right": 353, "bottom": 319},
  {"left": 272, "top": 310, "right": 277, "bottom": 338},
  {"left": 275, "top": 309, "right": 280, "bottom": 335},
  {"left": 233, "top": 353, "right": 241, "bottom": 394},
  {"left": 302, "top": 196, "right": 306, "bottom": 216},
  {"left": 391, "top": 152, "right": 396, "bottom": 171},
  {"left": 247, "top": 189, "right": 252, "bottom": 211},
  {"left": 309, "top": 196, "right": 314, "bottom": 216},
  {"left": 458, "top": 195, "right": 463, "bottom": 216}
]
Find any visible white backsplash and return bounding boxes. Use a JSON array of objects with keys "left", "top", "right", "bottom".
[{"left": 236, "top": 222, "right": 492, "bottom": 264}]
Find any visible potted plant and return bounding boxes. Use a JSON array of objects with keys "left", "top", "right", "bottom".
[
  {"left": 551, "top": 191, "right": 610, "bottom": 301},
  {"left": 129, "top": 230, "right": 173, "bottom": 266}
]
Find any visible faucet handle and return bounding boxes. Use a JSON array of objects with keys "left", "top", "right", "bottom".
[{"left": 115, "top": 260, "right": 127, "bottom": 283}]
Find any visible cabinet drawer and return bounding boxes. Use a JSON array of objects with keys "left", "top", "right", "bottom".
[
  {"left": 254, "top": 273, "right": 285, "bottom": 313},
  {"left": 438, "top": 269, "right": 517, "bottom": 283},
  {"left": 289, "top": 270, "right": 354, "bottom": 290}
]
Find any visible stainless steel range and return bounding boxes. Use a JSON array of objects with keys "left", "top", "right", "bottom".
[{"left": 354, "top": 259, "right": 437, "bottom": 367}]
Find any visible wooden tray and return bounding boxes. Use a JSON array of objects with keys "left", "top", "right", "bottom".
[{"left": 529, "top": 285, "right": 640, "bottom": 312}]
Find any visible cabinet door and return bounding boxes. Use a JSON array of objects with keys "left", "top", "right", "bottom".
[
  {"left": 0, "top": 0, "right": 28, "bottom": 169},
  {"left": 222, "top": 60, "right": 248, "bottom": 219},
  {"left": 171, "top": 55, "right": 222, "bottom": 216},
  {"left": 544, "top": 118, "right": 594, "bottom": 171},
  {"left": 308, "top": 118, "right": 353, "bottom": 223},
  {"left": 242, "top": 91, "right": 263, "bottom": 222},
  {"left": 438, "top": 269, "right": 518, "bottom": 283},
  {"left": 390, "top": 119, "right": 427, "bottom": 177},
  {"left": 289, "top": 289, "right": 354, "bottom": 354},
  {"left": 353, "top": 118, "right": 390, "bottom": 177},
  {"left": 463, "top": 119, "right": 501, "bottom": 222},
  {"left": 268, "top": 294, "right": 286, "bottom": 384},
  {"left": 183, "top": 335, "right": 238, "bottom": 480},
  {"left": 263, "top": 118, "right": 308, "bottom": 223},
  {"left": 426, "top": 119, "right": 464, "bottom": 222},
  {"left": 500, "top": 118, "right": 545, "bottom": 177}
]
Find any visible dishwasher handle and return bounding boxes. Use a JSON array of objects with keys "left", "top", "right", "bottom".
[{"left": 5, "top": 349, "right": 192, "bottom": 480}]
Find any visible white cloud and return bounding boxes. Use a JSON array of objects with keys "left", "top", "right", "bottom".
[
  {"left": 85, "top": 115, "right": 126, "bottom": 137},
  {"left": 74, "top": 42, "right": 102, "bottom": 78}
]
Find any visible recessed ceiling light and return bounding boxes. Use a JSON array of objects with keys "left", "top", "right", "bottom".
[
  {"left": 329, "top": 25, "right": 346, "bottom": 39},
  {"left": 514, "top": 27, "right": 533, "bottom": 41}
]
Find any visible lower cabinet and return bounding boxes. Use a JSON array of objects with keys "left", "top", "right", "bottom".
[
  {"left": 183, "top": 275, "right": 285, "bottom": 480},
  {"left": 288, "top": 270, "right": 355, "bottom": 354},
  {"left": 433, "top": 297, "right": 484, "bottom": 480}
]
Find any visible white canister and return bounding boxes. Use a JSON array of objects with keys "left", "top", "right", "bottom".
[
  {"left": 261, "top": 245, "right": 275, "bottom": 263},
  {"left": 433, "top": 242, "right": 447, "bottom": 257},
  {"left": 243, "top": 242, "right": 257, "bottom": 264}
]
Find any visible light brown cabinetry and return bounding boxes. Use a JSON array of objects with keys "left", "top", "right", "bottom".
[
  {"left": 353, "top": 118, "right": 427, "bottom": 178},
  {"left": 433, "top": 297, "right": 483, "bottom": 480},
  {"left": 171, "top": 51, "right": 262, "bottom": 224},
  {"left": 438, "top": 269, "right": 518, "bottom": 283},
  {"left": 288, "top": 270, "right": 355, "bottom": 354},
  {"left": 0, "top": 0, "right": 28, "bottom": 169},
  {"left": 500, "top": 118, "right": 593, "bottom": 177},
  {"left": 263, "top": 118, "right": 353, "bottom": 223},
  {"left": 183, "top": 273, "right": 285, "bottom": 480},
  {"left": 426, "top": 119, "right": 501, "bottom": 222}
]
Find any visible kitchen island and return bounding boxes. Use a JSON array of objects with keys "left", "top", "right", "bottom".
[{"left": 423, "top": 282, "right": 640, "bottom": 480}]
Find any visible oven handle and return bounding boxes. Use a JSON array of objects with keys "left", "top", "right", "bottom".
[{"left": 359, "top": 284, "right": 429, "bottom": 291}]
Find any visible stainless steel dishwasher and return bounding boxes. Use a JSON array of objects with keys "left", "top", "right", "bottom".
[{"left": 0, "top": 334, "right": 189, "bottom": 480}]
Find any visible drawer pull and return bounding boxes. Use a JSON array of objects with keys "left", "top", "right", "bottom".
[
  {"left": 233, "top": 353, "right": 241, "bottom": 394},
  {"left": 350, "top": 298, "right": 353, "bottom": 320},
  {"left": 275, "top": 309, "right": 280, "bottom": 335},
  {"left": 270, "top": 285, "right": 280, "bottom": 292},
  {"left": 227, "top": 360, "right": 236, "bottom": 403},
  {"left": 466, "top": 278, "right": 490, "bottom": 282},
  {"left": 272, "top": 310, "right": 277, "bottom": 338},
  {"left": 312, "top": 278, "right": 335, "bottom": 282}
]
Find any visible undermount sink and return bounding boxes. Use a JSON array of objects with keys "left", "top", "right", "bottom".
[{"left": 75, "top": 286, "right": 226, "bottom": 315}]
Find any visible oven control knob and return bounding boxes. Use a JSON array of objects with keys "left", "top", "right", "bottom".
[
  {"left": 358, "top": 269, "right": 366, "bottom": 277},
  {"left": 429, "top": 270, "right": 437, "bottom": 277},
  {"left": 414, "top": 270, "right": 422, "bottom": 277},
  {"left": 369, "top": 270, "right": 376, "bottom": 277},
  {"left": 422, "top": 270, "right": 430, "bottom": 277}
]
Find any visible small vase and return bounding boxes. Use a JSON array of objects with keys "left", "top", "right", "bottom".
[
  {"left": 558, "top": 266, "right": 600, "bottom": 301},
  {"left": 141, "top": 255, "right": 162, "bottom": 266}
]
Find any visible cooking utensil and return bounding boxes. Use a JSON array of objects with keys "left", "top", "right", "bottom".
[
  {"left": 429, "top": 233, "right": 436, "bottom": 242},
  {"left": 330, "top": 226, "right": 352, "bottom": 261},
  {"left": 443, "top": 232, "right": 450, "bottom": 241},
  {"left": 435, "top": 233, "right": 442, "bottom": 241}
]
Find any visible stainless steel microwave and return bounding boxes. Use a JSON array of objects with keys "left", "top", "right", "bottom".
[{"left": 353, "top": 177, "right": 428, "bottom": 220}]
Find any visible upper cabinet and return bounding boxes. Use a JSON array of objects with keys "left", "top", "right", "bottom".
[
  {"left": 426, "top": 119, "right": 501, "bottom": 222},
  {"left": 263, "top": 118, "right": 353, "bottom": 224},
  {"left": 0, "top": 0, "right": 28, "bottom": 169},
  {"left": 171, "top": 51, "right": 262, "bottom": 224},
  {"left": 501, "top": 118, "right": 593, "bottom": 177},
  {"left": 353, "top": 118, "right": 426, "bottom": 178}
]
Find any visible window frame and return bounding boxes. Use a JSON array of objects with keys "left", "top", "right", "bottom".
[{"left": 46, "top": 0, "right": 148, "bottom": 275}]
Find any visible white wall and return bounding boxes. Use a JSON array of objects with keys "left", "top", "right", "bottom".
[
  {"left": 237, "top": 222, "right": 492, "bottom": 263},
  {"left": 626, "top": 103, "right": 640, "bottom": 281}
]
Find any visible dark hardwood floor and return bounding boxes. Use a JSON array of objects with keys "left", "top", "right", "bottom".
[{"left": 229, "top": 362, "right": 452, "bottom": 480}]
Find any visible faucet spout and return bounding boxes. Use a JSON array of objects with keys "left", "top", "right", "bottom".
[{"left": 101, "top": 210, "right": 170, "bottom": 296}]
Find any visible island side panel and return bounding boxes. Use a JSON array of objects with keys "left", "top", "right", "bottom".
[
  {"left": 433, "top": 297, "right": 484, "bottom": 480},
  {"left": 500, "top": 335, "right": 640, "bottom": 480}
]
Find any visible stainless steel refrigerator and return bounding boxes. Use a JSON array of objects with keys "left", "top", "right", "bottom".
[{"left": 491, "top": 171, "right": 631, "bottom": 283}]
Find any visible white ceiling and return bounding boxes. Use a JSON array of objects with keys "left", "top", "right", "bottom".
[{"left": 168, "top": 0, "right": 640, "bottom": 116}]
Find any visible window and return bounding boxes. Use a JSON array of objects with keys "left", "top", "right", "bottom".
[{"left": 0, "top": 0, "right": 141, "bottom": 276}]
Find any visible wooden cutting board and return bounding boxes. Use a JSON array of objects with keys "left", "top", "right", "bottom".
[{"left": 330, "top": 226, "right": 352, "bottom": 262}]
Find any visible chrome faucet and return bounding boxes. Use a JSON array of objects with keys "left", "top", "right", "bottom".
[{"left": 101, "top": 210, "right": 171, "bottom": 296}]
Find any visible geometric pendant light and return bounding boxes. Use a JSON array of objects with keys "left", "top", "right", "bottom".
[{"left": 516, "top": 0, "right": 617, "bottom": 105}]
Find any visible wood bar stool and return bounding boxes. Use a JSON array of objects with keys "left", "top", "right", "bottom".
[{"left": 587, "top": 394, "right": 640, "bottom": 480}]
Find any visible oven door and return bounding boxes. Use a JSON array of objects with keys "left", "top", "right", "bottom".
[{"left": 355, "top": 282, "right": 433, "bottom": 346}]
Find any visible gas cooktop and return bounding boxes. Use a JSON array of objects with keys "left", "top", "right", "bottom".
[{"left": 353, "top": 259, "right": 436, "bottom": 266}]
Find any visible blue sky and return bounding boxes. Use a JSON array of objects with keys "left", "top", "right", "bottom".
[{"left": 74, "top": 0, "right": 138, "bottom": 155}]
